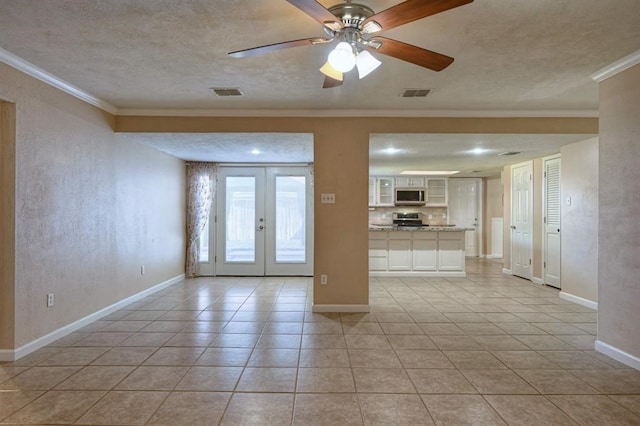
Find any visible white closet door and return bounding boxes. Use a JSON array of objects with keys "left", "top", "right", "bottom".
[{"left": 544, "top": 156, "right": 561, "bottom": 288}]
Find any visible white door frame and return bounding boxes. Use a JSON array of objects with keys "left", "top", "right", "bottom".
[
  {"left": 511, "top": 160, "right": 534, "bottom": 280},
  {"left": 543, "top": 154, "right": 561, "bottom": 288}
]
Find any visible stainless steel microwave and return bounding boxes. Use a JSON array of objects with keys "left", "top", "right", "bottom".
[{"left": 394, "top": 187, "right": 426, "bottom": 206}]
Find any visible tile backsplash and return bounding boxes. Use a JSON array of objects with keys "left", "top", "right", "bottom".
[{"left": 369, "top": 206, "right": 449, "bottom": 226}]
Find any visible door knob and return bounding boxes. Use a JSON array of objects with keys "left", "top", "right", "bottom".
[
  {"left": 511, "top": 225, "right": 516, "bottom": 229},
  {"left": 257, "top": 225, "right": 264, "bottom": 231}
]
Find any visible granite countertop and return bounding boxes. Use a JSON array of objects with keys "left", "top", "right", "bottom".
[{"left": 369, "top": 225, "right": 472, "bottom": 232}]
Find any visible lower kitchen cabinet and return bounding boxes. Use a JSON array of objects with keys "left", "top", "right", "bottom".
[
  {"left": 412, "top": 233, "right": 438, "bottom": 271},
  {"left": 369, "top": 230, "right": 466, "bottom": 277}
]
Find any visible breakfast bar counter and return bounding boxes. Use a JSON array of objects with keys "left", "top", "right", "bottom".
[{"left": 368, "top": 226, "right": 471, "bottom": 277}]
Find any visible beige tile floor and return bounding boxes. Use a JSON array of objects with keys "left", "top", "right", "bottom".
[{"left": 1, "top": 258, "right": 639, "bottom": 425}]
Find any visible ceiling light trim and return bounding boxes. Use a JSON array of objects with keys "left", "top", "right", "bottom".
[
  {"left": 0, "top": 47, "right": 117, "bottom": 114},
  {"left": 591, "top": 49, "right": 640, "bottom": 82}
]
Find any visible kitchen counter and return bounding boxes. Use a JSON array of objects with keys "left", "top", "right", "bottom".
[
  {"left": 369, "top": 228, "right": 467, "bottom": 277},
  {"left": 369, "top": 225, "right": 472, "bottom": 232}
]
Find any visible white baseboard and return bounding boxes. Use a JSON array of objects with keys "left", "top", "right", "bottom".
[
  {"left": 312, "top": 304, "right": 370, "bottom": 313},
  {"left": 595, "top": 340, "right": 640, "bottom": 370},
  {"left": 559, "top": 291, "right": 598, "bottom": 311},
  {"left": 0, "top": 274, "right": 185, "bottom": 362},
  {"left": 532, "top": 277, "right": 544, "bottom": 285},
  {"left": 502, "top": 268, "right": 512, "bottom": 275},
  {"left": 486, "top": 254, "right": 503, "bottom": 259}
]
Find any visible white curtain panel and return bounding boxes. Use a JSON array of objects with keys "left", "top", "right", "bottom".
[{"left": 185, "top": 162, "right": 217, "bottom": 277}]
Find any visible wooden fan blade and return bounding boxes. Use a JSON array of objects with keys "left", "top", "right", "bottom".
[
  {"left": 322, "top": 76, "right": 344, "bottom": 88},
  {"left": 286, "top": 0, "right": 343, "bottom": 30},
  {"left": 229, "top": 37, "right": 333, "bottom": 58},
  {"left": 365, "top": 36, "right": 454, "bottom": 71},
  {"left": 362, "top": 0, "right": 473, "bottom": 33}
]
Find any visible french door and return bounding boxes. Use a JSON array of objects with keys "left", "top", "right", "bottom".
[{"left": 214, "top": 166, "right": 313, "bottom": 276}]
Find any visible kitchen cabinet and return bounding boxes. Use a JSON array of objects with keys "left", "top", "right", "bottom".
[
  {"left": 388, "top": 232, "right": 412, "bottom": 271},
  {"left": 395, "top": 176, "right": 425, "bottom": 188},
  {"left": 412, "top": 232, "right": 438, "bottom": 271},
  {"left": 369, "top": 177, "right": 394, "bottom": 206},
  {"left": 369, "top": 229, "right": 466, "bottom": 277},
  {"left": 438, "top": 232, "right": 465, "bottom": 271},
  {"left": 368, "top": 233, "right": 388, "bottom": 271},
  {"left": 426, "top": 178, "right": 448, "bottom": 206}
]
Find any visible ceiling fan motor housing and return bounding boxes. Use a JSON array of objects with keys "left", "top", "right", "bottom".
[{"left": 328, "top": 3, "right": 375, "bottom": 30}]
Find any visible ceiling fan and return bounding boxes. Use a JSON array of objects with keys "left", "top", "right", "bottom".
[{"left": 228, "top": 0, "right": 474, "bottom": 88}]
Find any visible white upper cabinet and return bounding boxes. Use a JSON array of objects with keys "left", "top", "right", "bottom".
[
  {"left": 426, "top": 178, "right": 448, "bottom": 206},
  {"left": 369, "top": 177, "right": 395, "bottom": 206},
  {"left": 370, "top": 176, "right": 448, "bottom": 206},
  {"left": 395, "top": 176, "right": 425, "bottom": 188}
]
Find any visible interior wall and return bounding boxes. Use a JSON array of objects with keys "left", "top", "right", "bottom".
[
  {"left": 561, "top": 137, "right": 598, "bottom": 302},
  {"left": 598, "top": 63, "right": 640, "bottom": 359},
  {"left": 483, "top": 175, "right": 503, "bottom": 256},
  {"left": 1, "top": 63, "right": 186, "bottom": 348},
  {"left": 0, "top": 100, "right": 16, "bottom": 350},
  {"left": 314, "top": 125, "right": 369, "bottom": 307}
]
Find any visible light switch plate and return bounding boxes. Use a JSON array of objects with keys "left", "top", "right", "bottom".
[{"left": 321, "top": 193, "right": 336, "bottom": 204}]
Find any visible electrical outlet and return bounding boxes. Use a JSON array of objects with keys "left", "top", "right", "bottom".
[
  {"left": 47, "top": 293, "right": 55, "bottom": 307},
  {"left": 320, "top": 274, "right": 328, "bottom": 285},
  {"left": 141, "top": 265, "right": 145, "bottom": 275}
]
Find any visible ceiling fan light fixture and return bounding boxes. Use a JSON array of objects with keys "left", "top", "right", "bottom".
[
  {"left": 356, "top": 50, "right": 381, "bottom": 79},
  {"left": 328, "top": 41, "right": 356, "bottom": 72},
  {"left": 319, "top": 61, "right": 343, "bottom": 81}
]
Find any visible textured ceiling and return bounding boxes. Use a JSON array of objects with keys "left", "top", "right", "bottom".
[
  {"left": 0, "top": 1, "right": 629, "bottom": 173},
  {"left": 369, "top": 133, "right": 595, "bottom": 176},
  {"left": 1, "top": 0, "right": 639, "bottom": 112},
  {"left": 123, "top": 133, "right": 314, "bottom": 163}
]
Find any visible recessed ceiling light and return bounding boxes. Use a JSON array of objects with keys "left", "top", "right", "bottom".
[
  {"left": 469, "top": 147, "right": 490, "bottom": 155},
  {"left": 251, "top": 149, "right": 261, "bottom": 155},
  {"left": 400, "top": 170, "right": 459, "bottom": 176},
  {"left": 381, "top": 147, "right": 402, "bottom": 155},
  {"left": 498, "top": 151, "right": 523, "bottom": 156}
]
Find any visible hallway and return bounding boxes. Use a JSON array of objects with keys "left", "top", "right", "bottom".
[{"left": 1, "top": 258, "right": 639, "bottom": 424}]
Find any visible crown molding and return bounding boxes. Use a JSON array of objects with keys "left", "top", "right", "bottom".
[
  {"left": 0, "top": 47, "right": 599, "bottom": 119},
  {"left": 116, "top": 108, "right": 598, "bottom": 118},
  {"left": 591, "top": 49, "right": 640, "bottom": 82},
  {"left": 0, "top": 47, "right": 118, "bottom": 114}
]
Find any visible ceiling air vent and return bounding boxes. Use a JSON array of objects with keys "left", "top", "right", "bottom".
[
  {"left": 211, "top": 87, "right": 243, "bottom": 97},
  {"left": 401, "top": 89, "right": 431, "bottom": 98},
  {"left": 498, "top": 151, "right": 523, "bottom": 156}
]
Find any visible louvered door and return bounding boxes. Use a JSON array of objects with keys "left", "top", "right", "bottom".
[{"left": 544, "top": 156, "right": 561, "bottom": 288}]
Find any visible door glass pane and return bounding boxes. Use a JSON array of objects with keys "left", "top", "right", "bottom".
[
  {"left": 225, "top": 177, "right": 255, "bottom": 262},
  {"left": 275, "top": 176, "right": 306, "bottom": 263},
  {"left": 198, "top": 219, "right": 209, "bottom": 262}
]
